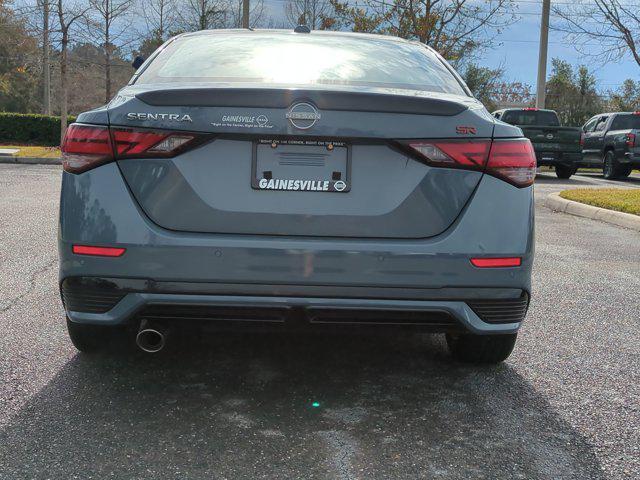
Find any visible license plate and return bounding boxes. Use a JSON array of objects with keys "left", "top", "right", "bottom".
[
  {"left": 538, "top": 151, "right": 558, "bottom": 161},
  {"left": 252, "top": 139, "right": 350, "bottom": 193},
  {"left": 534, "top": 143, "right": 561, "bottom": 150}
]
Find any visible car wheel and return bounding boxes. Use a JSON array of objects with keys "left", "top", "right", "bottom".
[
  {"left": 603, "top": 151, "right": 619, "bottom": 179},
  {"left": 66, "top": 317, "right": 123, "bottom": 353},
  {"left": 555, "top": 165, "right": 576, "bottom": 179},
  {"left": 445, "top": 332, "right": 517, "bottom": 364}
]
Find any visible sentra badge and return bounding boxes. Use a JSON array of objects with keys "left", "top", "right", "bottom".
[{"left": 126, "top": 112, "right": 193, "bottom": 122}]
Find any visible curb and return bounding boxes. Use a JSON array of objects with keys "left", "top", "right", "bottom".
[
  {"left": 545, "top": 192, "right": 640, "bottom": 232},
  {"left": 0, "top": 157, "right": 61, "bottom": 165}
]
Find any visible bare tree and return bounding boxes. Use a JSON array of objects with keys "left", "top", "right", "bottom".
[
  {"left": 141, "top": 0, "right": 178, "bottom": 41},
  {"left": 178, "top": 0, "right": 229, "bottom": 30},
  {"left": 53, "top": 0, "right": 87, "bottom": 139},
  {"left": 327, "top": 0, "right": 516, "bottom": 63},
  {"left": 86, "top": 0, "right": 135, "bottom": 103},
  {"left": 285, "top": 0, "right": 329, "bottom": 29},
  {"left": 553, "top": 0, "right": 640, "bottom": 68},
  {"left": 228, "top": 0, "right": 264, "bottom": 27}
]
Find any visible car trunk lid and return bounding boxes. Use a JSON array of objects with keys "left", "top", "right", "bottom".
[{"left": 110, "top": 86, "right": 494, "bottom": 239}]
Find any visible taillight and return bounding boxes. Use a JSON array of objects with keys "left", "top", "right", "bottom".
[
  {"left": 626, "top": 133, "right": 636, "bottom": 148},
  {"left": 404, "top": 138, "right": 536, "bottom": 188},
  {"left": 406, "top": 140, "right": 491, "bottom": 170},
  {"left": 111, "top": 128, "right": 200, "bottom": 159},
  {"left": 580, "top": 132, "right": 585, "bottom": 147},
  {"left": 61, "top": 124, "right": 113, "bottom": 174},
  {"left": 486, "top": 139, "right": 537, "bottom": 188},
  {"left": 61, "top": 123, "right": 209, "bottom": 173}
]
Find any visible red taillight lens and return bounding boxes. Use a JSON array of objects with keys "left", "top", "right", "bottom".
[
  {"left": 471, "top": 257, "right": 522, "bottom": 268},
  {"left": 407, "top": 140, "right": 491, "bottom": 169},
  {"left": 61, "top": 124, "right": 113, "bottom": 174},
  {"left": 72, "top": 245, "right": 126, "bottom": 257},
  {"left": 111, "top": 128, "right": 198, "bottom": 158},
  {"left": 62, "top": 124, "right": 208, "bottom": 173},
  {"left": 580, "top": 132, "right": 585, "bottom": 147},
  {"left": 486, "top": 139, "right": 537, "bottom": 188},
  {"left": 404, "top": 138, "right": 536, "bottom": 188},
  {"left": 626, "top": 133, "right": 635, "bottom": 148}
]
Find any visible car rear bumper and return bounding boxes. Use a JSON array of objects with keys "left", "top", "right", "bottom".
[
  {"left": 58, "top": 163, "right": 534, "bottom": 335},
  {"left": 61, "top": 277, "right": 529, "bottom": 334}
]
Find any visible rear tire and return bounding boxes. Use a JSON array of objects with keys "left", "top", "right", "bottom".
[
  {"left": 66, "top": 317, "right": 123, "bottom": 353},
  {"left": 445, "top": 332, "right": 517, "bottom": 364},
  {"left": 555, "top": 165, "right": 576, "bottom": 179},
  {"left": 603, "top": 150, "right": 620, "bottom": 179}
]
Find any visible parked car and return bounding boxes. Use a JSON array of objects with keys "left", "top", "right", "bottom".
[
  {"left": 59, "top": 29, "right": 535, "bottom": 364},
  {"left": 581, "top": 112, "right": 640, "bottom": 179},
  {"left": 492, "top": 108, "right": 583, "bottom": 179}
]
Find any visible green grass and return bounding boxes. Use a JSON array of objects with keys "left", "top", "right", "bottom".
[
  {"left": 0, "top": 145, "right": 61, "bottom": 158},
  {"left": 560, "top": 188, "right": 640, "bottom": 216},
  {"left": 538, "top": 166, "right": 640, "bottom": 173}
]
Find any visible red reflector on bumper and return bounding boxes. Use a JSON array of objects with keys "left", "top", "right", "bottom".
[
  {"left": 470, "top": 257, "right": 522, "bottom": 268},
  {"left": 72, "top": 245, "right": 126, "bottom": 257}
]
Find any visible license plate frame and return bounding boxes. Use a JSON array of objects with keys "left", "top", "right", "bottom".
[{"left": 251, "top": 139, "right": 351, "bottom": 193}]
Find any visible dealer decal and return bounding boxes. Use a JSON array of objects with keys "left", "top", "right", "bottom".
[{"left": 211, "top": 113, "right": 273, "bottom": 129}]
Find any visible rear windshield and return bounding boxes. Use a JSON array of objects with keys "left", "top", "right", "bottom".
[
  {"left": 134, "top": 32, "right": 467, "bottom": 95},
  {"left": 501, "top": 110, "right": 560, "bottom": 126},
  {"left": 610, "top": 114, "right": 640, "bottom": 130}
]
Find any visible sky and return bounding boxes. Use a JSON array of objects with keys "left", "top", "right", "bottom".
[
  {"left": 484, "top": 5, "right": 638, "bottom": 92},
  {"left": 261, "top": 0, "right": 639, "bottom": 93}
]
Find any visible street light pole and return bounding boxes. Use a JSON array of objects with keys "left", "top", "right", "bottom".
[
  {"left": 242, "top": 0, "right": 249, "bottom": 28},
  {"left": 536, "top": 0, "right": 551, "bottom": 108}
]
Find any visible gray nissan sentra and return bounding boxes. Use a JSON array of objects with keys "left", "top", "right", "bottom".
[{"left": 58, "top": 29, "right": 535, "bottom": 363}]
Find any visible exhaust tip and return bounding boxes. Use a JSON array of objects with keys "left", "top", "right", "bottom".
[{"left": 136, "top": 328, "right": 165, "bottom": 353}]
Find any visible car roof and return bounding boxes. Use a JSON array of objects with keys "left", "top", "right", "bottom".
[
  {"left": 501, "top": 108, "right": 556, "bottom": 113},
  {"left": 176, "top": 28, "right": 430, "bottom": 50},
  {"left": 181, "top": 28, "right": 406, "bottom": 41},
  {"left": 585, "top": 113, "right": 632, "bottom": 120}
]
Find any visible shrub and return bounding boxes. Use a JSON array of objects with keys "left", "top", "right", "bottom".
[{"left": 0, "top": 113, "right": 76, "bottom": 146}]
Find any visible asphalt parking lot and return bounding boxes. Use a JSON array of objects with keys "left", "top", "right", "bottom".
[{"left": 0, "top": 164, "right": 638, "bottom": 479}]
